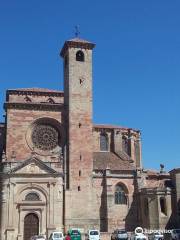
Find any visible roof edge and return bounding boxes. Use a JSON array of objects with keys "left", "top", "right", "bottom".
[
  {"left": 93, "top": 124, "right": 140, "bottom": 132},
  {"left": 6, "top": 88, "right": 64, "bottom": 97},
  {"left": 60, "top": 38, "right": 95, "bottom": 57}
]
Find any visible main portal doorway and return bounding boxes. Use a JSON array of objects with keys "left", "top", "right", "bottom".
[{"left": 24, "top": 213, "right": 39, "bottom": 240}]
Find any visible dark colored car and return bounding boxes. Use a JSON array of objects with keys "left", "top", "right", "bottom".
[
  {"left": 68, "top": 229, "right": 81, "bottom": 240},
  {"left": 111, "top": 229, "right": 128, "bottom": 240},
  {"left": 30, "top": 235, "right": 46, "bottom": 240}
]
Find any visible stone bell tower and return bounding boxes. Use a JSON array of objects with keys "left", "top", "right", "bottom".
[{"left": 60, "top": 37, "right": 98, "bottom": 230}]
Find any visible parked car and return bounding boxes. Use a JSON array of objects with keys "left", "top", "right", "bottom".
[
  {"left": 37, "top": 236, "right": 46, "bottom": 240},
  {"left": 49, "top": 231, "right": 64, "bottom": 240},
  {"left": 87, "top": 230, "right": 100, "bottom": 240},
  {"left": 111, "top": 229, "right": 128, "bottom": 240},
  {"left": 30, "top": 235, "right": 46, "bottom": 240},
  {"left": 30, "top": 236, "right": 38, "bottom": 240},
  {"left": 148, "top": 233, "right": 164, "bottom": 240},
  {"left": 68, "top": 229, "right": 81, "bottom": 240},
  {"left": 131, "top": 233, "right": 147, "bottom": 240},
  {"left": 171, "top": 229, "right": 180, "bottom": 240}
]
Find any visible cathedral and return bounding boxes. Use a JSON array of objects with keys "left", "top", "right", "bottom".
[{"left": 0, "top": 37, "right": 179, "bottom": 240}]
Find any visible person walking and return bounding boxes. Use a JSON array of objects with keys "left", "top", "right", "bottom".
[{"left": 65, "top": 233, "right": 71, "bottom": 240}]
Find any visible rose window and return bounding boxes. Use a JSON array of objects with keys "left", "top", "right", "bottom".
[{"left": 31, "top": 124, "right": 59, "bottom": 151}]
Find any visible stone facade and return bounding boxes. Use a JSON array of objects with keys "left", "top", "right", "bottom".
[{"left": 0, "top": 37, "right": 179, "bottom": 240}]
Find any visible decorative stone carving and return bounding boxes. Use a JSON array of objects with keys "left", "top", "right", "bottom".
[{"left": 26, "top": 118, "right": 62, "bottom": 156}]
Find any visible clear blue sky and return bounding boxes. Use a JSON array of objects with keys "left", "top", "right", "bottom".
[{"left": 0, "top": 1, "right": 180, "bottom": 171}]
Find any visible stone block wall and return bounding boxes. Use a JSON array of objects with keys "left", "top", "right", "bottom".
[
  {"left": 92, "top": 127, "right": 141, "bottom": 168},
  {"left": 92, "top": 175, "right": 137, "bottom": 232},
  {"left": 6, "top": 108, "right": 62, "bottom": 161}
]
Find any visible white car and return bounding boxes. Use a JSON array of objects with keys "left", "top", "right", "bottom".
[
  {"left": 49, "top": 232, "right": 64, "bottom": 240},
  {"left": 131, "top": 233, "right": 147, "bottom": 240},
  {"left": 87, "top": 230, "right": 100, "bottom": 240},
  {"left": 171, "top": 229, "right": 180, "bottom": 240}
]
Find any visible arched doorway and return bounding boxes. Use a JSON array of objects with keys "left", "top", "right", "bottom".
[{"left": 24, "top": 213, "right": 39, "bottom": 240}]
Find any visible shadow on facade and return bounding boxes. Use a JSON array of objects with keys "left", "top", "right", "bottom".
[
  {"left": 99, "top": 172, "right": 108, "bottom": 232},
  {"left": 166, "top": 213, "right": 176, "bottom": 229},
  {"left": 125, "top": 177, "right": 138, "bottom": 232},
  {"left": 99, "top": 171, "right": 139, "bottom": 232},
  {"left": 166, "top": 198, "right": 180, "bottom": 229}
]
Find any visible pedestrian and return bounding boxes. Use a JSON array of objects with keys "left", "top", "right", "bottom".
[{"left": 65, "top": 232, "right": 71, "bottom": 240}]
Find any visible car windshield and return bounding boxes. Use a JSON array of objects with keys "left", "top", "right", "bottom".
[
  {"left": 36, "top": 236, "right": 45, "bottom": 239},
  {"left": 118, "top": 230, "right": 126, "bottom": 234},
  {"left": 90, "top": 231, "right": 99, "bottom": 235},
  {"left": 54, "top": 233, "right": 62, "bottom": 238},
  {"left": 71, "top": 230, "right": 80, "bottom": 235}
]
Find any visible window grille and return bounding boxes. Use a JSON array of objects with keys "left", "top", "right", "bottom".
[{"left": 25, "top": 192, "right": 40, "bottom": 201}]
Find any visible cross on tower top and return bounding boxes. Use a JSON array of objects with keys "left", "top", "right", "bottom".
[{"left": 75, "top": 25, "right": 80, "bottom": 38}]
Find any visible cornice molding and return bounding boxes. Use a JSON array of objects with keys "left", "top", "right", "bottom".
[
  {"left": 60, "top": 40, "right": 95, "bottom": 57},
  {"left": 7, "top": 90, "right": 64, "bottom": 97},
  {"left": 4, "top": 102, "right": 64, "bottom": 111}
]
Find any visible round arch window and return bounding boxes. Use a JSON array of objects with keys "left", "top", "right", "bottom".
[
  {"left": 76, "top": 50, "right": 84, "bottom": 62},
  {"left": 25, "top": 192, "right": 40, "bottom": 201}
]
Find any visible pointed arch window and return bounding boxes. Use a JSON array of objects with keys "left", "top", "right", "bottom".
[
  {"left": 122, "top": 136, "right": 129, "bottom": 155},
  {"left": 25, "top": 192, "right": 40, "bottom": 201},
  {"left": 100, "top": 133, "right": 108, "bottom": 151},
  {"left": 76, "top": 50, "right": 84, "bottom": 62},
  {"left": 115, "top": 184, "right": 127, "bottom": 205}
]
